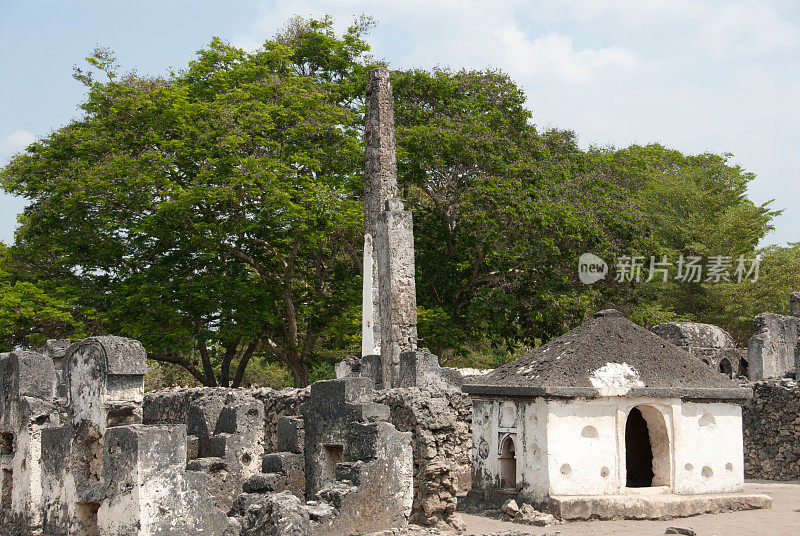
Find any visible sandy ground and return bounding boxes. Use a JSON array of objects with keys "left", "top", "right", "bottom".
[{"left": 460, "top": 480, "right": 800, "bottom": 536}]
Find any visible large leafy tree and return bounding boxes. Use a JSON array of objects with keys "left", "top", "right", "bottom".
[
  {"left": 1, "top": 20, "right": 371, "bottom": 387},
  {"left": 391, "top": 68, "right": 655, "bottom": 358},
  {"left": 589, "top": 144, "right": 780, "bottom": 326}
]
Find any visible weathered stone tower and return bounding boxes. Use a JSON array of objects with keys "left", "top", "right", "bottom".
[{"left": 361, "top": 68, "right": 418, "bottom": 388}]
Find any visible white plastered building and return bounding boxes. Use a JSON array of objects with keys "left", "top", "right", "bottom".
[{"left": 463, "top": 309, "right": 751, "bottom": 505}]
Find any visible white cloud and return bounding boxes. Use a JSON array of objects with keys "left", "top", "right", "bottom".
[
  {"left": 491, "top": 26, "right": 639, "bottom": 84},
  {"left": 234, "top": 1, "right": 641, "bottom": 86},
  {"left": 206, "top": 2, "right": 800, "bottom": 245},
  {"left": 0, "top": 129, "right": 35, "bottom": 165}
]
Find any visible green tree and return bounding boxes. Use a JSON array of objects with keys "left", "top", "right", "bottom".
[
  {"left": 0, "top": 243, "right": 93, "bottom": 350},
  {"left": 589, "top": 144, "right": 779, "bottom": 325},
  {"left": 391, "top": 68, "right": 655, "bottom": 357},
  {"left": 1, "top": 19, "right": 371, "bottom": 387}
]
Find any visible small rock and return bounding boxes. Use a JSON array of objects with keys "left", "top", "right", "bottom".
[
  {"left": 514, "top": 503, "right": 558, "bottom": 526},
  {"left": 665, "top": 528, "right": 696, "bottom": 536},
  {"left": 242, "top": 473, "right": 283, "bottom": 493},
  {"left": 303, "top": 501, "right": 335, "bottom": 522},
  {"left": 502, "top": 499, "right": 520, "bottom": 516}
]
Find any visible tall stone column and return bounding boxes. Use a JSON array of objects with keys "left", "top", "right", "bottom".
[
  {"left": 362, "top": 68, "right": 399, "bottom": 358},
  {"left": 362, "top": 68, "right": 418, "bottom": 388}
]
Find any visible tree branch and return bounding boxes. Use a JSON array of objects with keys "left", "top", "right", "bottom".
[
  {"left": 197, "top": 343, "right": 217, "bottom": 386},
  {"left": 232, "top": 340, "right": 259, "bottom": 387},
  {"left": 147, "top": 351, "right": 207, "bottom": 386}
]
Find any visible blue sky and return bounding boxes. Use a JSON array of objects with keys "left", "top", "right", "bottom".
[{"left": 1, "top": 0, "right": 798, "bottom": 246}]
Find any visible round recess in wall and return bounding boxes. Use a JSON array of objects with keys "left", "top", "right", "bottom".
[
  {"left": 698, "top": 413, "right": 716, "bottom": 429},
  {"left": 242, "top": 453, "right": 252, "bottom": 465},
  {"left": 581, "top": 425, "right": 598, "bottom": 439},
  {"left": 560, "top": 464, "right": 572, "bottom": 477},
  {"left": 702, "top": 466, "right": 713, "bottom": 478},
  {"left": 600, "top": 466, "right": 610, "bottom": 478},
  {"left": 478, "top": 438, "right": 490, "bottom": 459},
  {"left": 529, "top": 442, "right": 540, "bottom": 458},
  {"left": 684, "top": 463, "right": 693, "bottom": 472},
  {"left": 726, "top": 462, "right": 733, "bottom": 472},
  {"left": 481, "top": 410, "right": 490, "bottom": 425},
  {"left": 500, "top": 402, "right": 517, "bottom": 427}
]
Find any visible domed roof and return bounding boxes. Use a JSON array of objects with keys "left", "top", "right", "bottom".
[{"left": 463, "top": 310, "right": 750, "bottom": 400}]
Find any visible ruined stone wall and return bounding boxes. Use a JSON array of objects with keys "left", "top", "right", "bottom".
[
  {"left": 742, "top": 379, "right": 800, "bottom": 480},
  {"left": 143, "top": 386, "right": 309, "bottom": 453},
  {"left": 375, "top": 387, "right": 472, "bottom": 530},
  {"left": 747, "top": 313, "right": 799, "bottom": 380}
]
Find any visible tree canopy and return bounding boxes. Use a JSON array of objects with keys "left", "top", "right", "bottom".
[
  {"left": 1, "top": 19, "right": 370, "bottom": 387},
  {"left": 0, "top": 15, "right": 790, "bottom": 386}
]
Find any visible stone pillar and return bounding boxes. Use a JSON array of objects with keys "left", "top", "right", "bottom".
[
  {"left": 0, "top": 351, "right": 59, "bottom": 533},
  {"left": 790, "top": 291, "right": 800, "bottom": 317},
  {"left": 377, "top": 199, "right": 418, "bottom": 388},
  {"left": 362, "top": 68, "right": 399, "bottom": 357}
]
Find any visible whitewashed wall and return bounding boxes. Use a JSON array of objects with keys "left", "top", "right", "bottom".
[
  {"left": 471, "top": 395, "right": 744, "bottom": 498},
  {"left": 673, "top": 402, "right": 744, "bottom": 494}
]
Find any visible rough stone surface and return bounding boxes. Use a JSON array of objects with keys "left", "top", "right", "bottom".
[
  {"left": 99, "top": 424, "right": 229, "bottom": 535},
  {"left": 231, "top": 491, "right": 312, "bottom": 536},
  {"left": 512, "top": 503, "right": 558, "bottom": 526},
  {"left": 747, "top": 312, "right": 799, "bottom": 380},
  {"left": 1, "top": 337, "right": 230, "bottom": 536},
  {"left": 0, "top": 351, "right": 60, "bottom": 534},
  {"left": 362, "top": 68, "right": 400, "bottom": 358},
  {"left": 665, "top": 527, "right": 697, "bottom": 535},
  {"left": 301, "top": 377, "right": 414, "bottom": 535},
  {"left": 376, "top": 386, "right": 473, "bottom": 529},
  {"left": 502, "top": 499, "right": 519, "bottom": 516},
  {"left": 742, "top": 379, "right": 800, "bottom": 480},
  {"left": 651, "top": 322, "right": 744, "bottom": 377},
  {"left": 377, "top": 198, "right": 418, "bottom": 388},
  {"left": 398, "top": 349, "right": 463, "bottom": 393}
]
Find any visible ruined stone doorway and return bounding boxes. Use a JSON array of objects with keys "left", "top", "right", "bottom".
[
  {"left": 499, "top": 435, "right": 516, "bottom": 489},
  {"left": 625, "top": 406, "right": 671, "bottom": 488}
]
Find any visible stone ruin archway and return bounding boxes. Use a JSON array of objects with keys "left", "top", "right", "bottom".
[
  {"left": 625, "top": 405, "right": 671, "bottom": 488},
  {"left": 499, "top": 435, "right": 517, "bottom": 489}
]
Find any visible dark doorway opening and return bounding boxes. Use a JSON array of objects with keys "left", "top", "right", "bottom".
[
  {"left": 499, "top": 435, "right": 516, "bottom": 489},
  {"left": 625, "top": 407, "right": 654, "bottom": 487},
  {"left": 719, "top": 358, "right": 732, "bottom": 376},
  {"left": 738, "top": 358, "right": 748, "bottom": 378}
]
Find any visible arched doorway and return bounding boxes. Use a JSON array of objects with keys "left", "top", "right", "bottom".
[
  {"left": 625, "top": 405, "right": 671, "bottom": 488},
  {"left": 499, "top": 435, "right": 516, "bottom": 489},
  {"left": 719, "top": 358, "right": 733, "bottom": 377}
]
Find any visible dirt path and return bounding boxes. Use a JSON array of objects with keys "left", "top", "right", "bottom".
[{"left": 460, "top": 481, "right": 800, "bottom": 536}]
